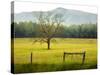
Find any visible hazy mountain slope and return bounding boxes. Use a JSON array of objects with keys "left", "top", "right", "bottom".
[{"left": 14, "top": 7, "right": 97, "bottom": 24}]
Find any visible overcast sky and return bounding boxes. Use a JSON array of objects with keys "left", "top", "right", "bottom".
[{"left": 14, "top": 1, "right": 97, "bottom": 14}]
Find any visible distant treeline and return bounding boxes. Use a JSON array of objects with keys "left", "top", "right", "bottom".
[{"left": 11, "top": 21, "right": 97, "bottom": 38}]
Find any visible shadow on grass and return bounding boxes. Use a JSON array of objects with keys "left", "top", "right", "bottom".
[{"left": 12, "top": 63, "right": 97, "bottom": 74}]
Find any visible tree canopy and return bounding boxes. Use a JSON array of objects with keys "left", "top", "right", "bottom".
[{"left": 12, "top": 22, "right": 97, "bottom": 38}]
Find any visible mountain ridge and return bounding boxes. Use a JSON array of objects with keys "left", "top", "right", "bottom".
[{"left": 14, "top": 7, "right": 97, "bottom": 24}]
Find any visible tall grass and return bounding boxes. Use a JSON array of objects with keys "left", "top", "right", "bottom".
[{"left": 13, "top": 38, "right": 97, "bottom": 73}]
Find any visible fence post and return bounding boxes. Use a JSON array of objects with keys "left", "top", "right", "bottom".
[
  {"left": 30, "top": 52, "right": 32, "bottom": 64},
  {"left": 63, "top": 52, "right": 65, "bottom": 62},
  {"left": 82, "top": 51, "right": 86, "bottom": 65}
]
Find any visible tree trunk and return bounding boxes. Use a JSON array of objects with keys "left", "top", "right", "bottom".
[{"left": 47, "top": 39, "right": 50, "bottom": 50}]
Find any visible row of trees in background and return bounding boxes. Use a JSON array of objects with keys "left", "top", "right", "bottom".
[
  {"left": 11, "top": 21, "right": 97, "bottom": 38},
  {"left": 11, "top": 12, "right": 97, "bottom": 50}
]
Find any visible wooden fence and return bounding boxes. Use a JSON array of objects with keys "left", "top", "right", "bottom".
[
  {"left": 63, "top": 51, "right": 86, "bottom": 65},
  {"left": 30, "top": 51, "right": 86, "bottom": 65}
]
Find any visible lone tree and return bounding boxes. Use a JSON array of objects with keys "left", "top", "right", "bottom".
[{"left": 34, "top": 12, "right": 64, "bottom": 50}]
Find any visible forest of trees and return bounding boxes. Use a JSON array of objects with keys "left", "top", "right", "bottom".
[{"left": 11, "top": 21, "right": 97, "bottom": 38}]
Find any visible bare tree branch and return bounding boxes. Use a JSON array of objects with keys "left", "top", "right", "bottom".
[{"left": 33, "top": 12, "right": 64, "bottom": 49}]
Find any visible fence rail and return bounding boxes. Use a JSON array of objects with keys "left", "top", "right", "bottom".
[
  {"left": 30, "top": 51, "right": 86, "bottom": 65},
  {"left": 63, "top": 51, "right": 86, "bottom": 65}
]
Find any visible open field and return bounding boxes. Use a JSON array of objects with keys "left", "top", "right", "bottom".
[{"left": 12, "top": 38, "right": 97, "bottom": 73}]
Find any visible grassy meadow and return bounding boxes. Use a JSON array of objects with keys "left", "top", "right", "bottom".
[{"left": 13, "top": 38, "right": 97, "bottom": 73}]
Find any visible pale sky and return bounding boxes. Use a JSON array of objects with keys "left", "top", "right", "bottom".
[{"left": 14, "top": 1, "right": 97, "bottom": 14}]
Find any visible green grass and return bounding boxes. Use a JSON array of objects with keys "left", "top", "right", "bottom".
[{"left": 12, "top": 38, "right": 97, "bottom": 73}]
